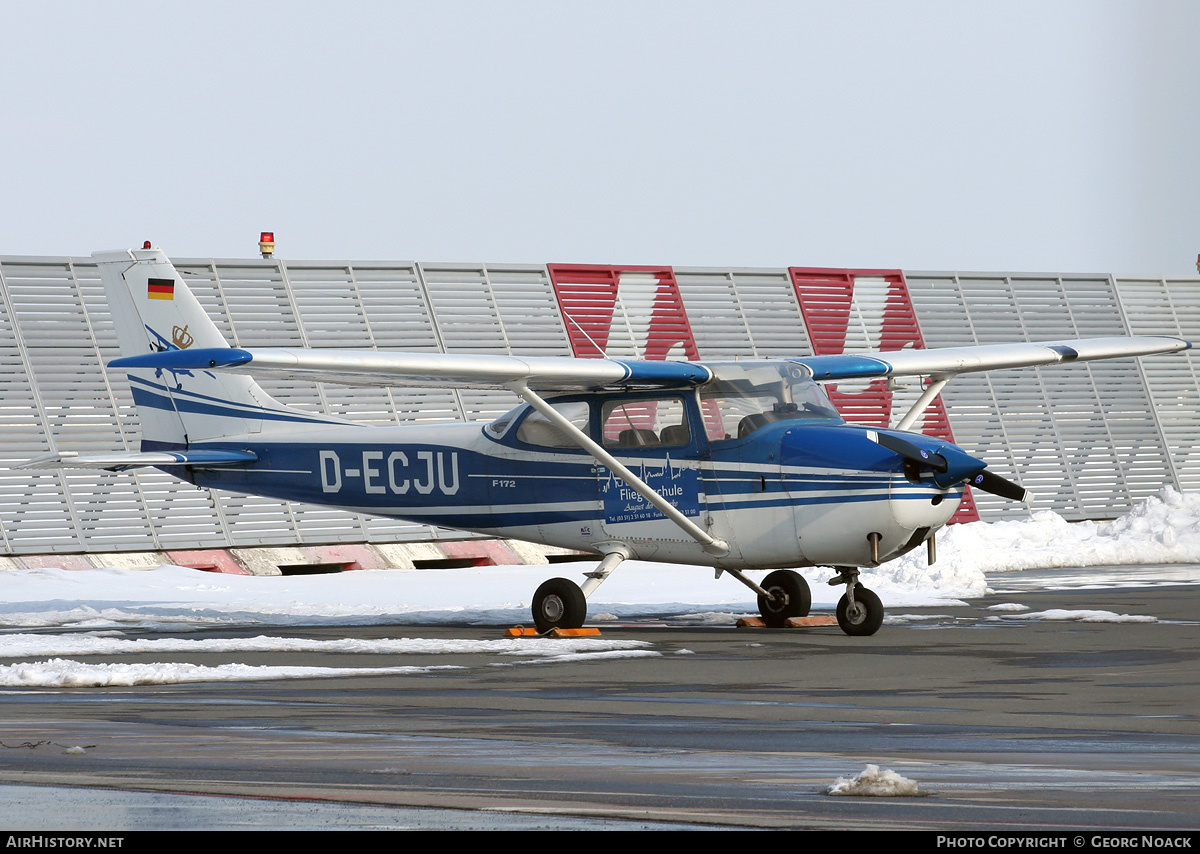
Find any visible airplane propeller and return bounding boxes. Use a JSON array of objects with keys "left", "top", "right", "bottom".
[
  {"left": 967, "top": 468, "right": 1031, "bottom": 503},
  {"left": 872, "top": 430, "right": 1031, "bottom": 503}
]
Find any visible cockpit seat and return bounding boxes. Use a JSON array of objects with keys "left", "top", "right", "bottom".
[{"left": 617, "top": 428, "right": 659, "bottom": 447}]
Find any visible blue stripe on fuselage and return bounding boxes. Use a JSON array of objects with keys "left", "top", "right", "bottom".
[
  {"left": 177, "top": 431, "right": 938, "bottom": 533},
  {"left": 127, "top": 376, "right": 342, "bottom": 425}
]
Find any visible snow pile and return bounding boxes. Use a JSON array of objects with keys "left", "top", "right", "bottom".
[
  {"left": 826, "top": 765, "right": 924, "bottom": 797},
  {"left": 989, "top": 609, "right": 1156, "bottom": 624},
  {"left": 0, "top": 659, "right": 465, "bottom": 688},
  {"left": 0, "top": 488, "right": 1194, "bottom": 634},
  {"left": 0, "top": 560, "right": 969, "bottom": 632},
  {"left": 883, "top": 487, "right": 1200, "bottom": 578},
  {"left": 0, "top": 635, "right": 660, "bottom": 688},
  {"left": 0, "top": 633, "right": 656, "bottom": 658}
]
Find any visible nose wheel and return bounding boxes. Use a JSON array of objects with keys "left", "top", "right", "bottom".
[{"left": 830, "top": 567, "right": 884, "bottom": 636}]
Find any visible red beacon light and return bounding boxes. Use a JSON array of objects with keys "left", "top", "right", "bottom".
[
  {"left": 259, "top": 232, "right": 276, "bottom": 259},
  {"left": 142, "top": 240, "right": 152, "bottom": 250}
]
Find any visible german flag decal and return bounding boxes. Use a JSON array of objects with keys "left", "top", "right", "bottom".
[{"left": 147, "top": 277, "right": 175, "bottom": 300}]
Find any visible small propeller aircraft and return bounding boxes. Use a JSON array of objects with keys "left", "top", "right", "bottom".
[{"left": 21, "top": 247, "right": 1192, "bottom": 635}]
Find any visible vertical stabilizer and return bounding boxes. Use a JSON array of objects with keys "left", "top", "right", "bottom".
[{"left": 95, "top": 247, "right": 317, "bottom": 445}]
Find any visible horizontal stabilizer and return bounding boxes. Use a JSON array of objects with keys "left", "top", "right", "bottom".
[{"left": 14, "top": 449, "right": 258, "bottom": 473}]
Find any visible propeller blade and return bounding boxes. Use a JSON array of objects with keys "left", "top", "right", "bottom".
[
  {"left": 969, "top": 469, "right": 1032, "bottom": 503},
  {"left": 872, "top": 431, "right": 948, "bottom": 473},
  {"left": 872, "top": 429, "right": 1031, "bottom": 502}
]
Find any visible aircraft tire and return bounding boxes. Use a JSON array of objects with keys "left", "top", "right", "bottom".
[
  {"left": 757, "top": 570, "right": 811, "bottom": 627},
  {"left": 836, "top": 587, "right": 884, "bottom": 636},
  {"left": 532, "top": 577, "right": 587, "bottom": 633}
]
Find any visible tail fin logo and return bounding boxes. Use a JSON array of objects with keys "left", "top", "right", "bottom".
[
  {"left": 171, "top": 324, "right": 194, "bottom": 349},
  {"left": 147, "top": 277, "right": 175, "bottom": 300}
]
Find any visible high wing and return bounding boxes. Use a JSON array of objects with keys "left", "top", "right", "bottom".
[
  {"left": 794, "top": 337, "right": 1190, "bottom": 381},
  {"left": 110, "top": 337, "right": 1190, "bottom": 390},
  {"left": 109, "top": 347, "right": 714, "bottom": 391}
]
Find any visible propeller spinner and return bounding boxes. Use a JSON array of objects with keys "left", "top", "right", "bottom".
[{"left": 872, "top": 430, "right": 1032, "bottom": 503}]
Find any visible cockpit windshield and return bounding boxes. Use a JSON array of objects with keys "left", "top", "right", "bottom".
[{"left": 699, "top": 362, "right": 842, "bottom": 440}]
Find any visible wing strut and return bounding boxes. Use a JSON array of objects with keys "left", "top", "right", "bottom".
[
  {"left": 892, "top": 376, "right": 950, "bottom": 432},
  {"left": 509, "top": 382, "right": 730, "bottom": 557}
]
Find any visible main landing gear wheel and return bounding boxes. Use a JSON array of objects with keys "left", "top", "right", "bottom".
[
  {"left": 532, "top": 577, "right": 587, "bottom": 633},
  {"left": 757, "top": 569, "right": 812, "bottom": 627},
  {"left": 836, "top": 586, "right": 884, "bottom": 636}
]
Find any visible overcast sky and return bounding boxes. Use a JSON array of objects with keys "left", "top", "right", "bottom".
[{"left": 2, "top": 1, "right": 1197, "bottom": 274}]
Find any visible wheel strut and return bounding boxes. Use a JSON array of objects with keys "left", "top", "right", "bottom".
[
  {"left": 828, "top": 566, "right": 860, "bottom": 608},
  {"left": 531, "top": 549, "right": 627, "bottom": 633},
  {"left": 580, "top": 550, "right": 626, "bottom": 597},
  {"left": 828, "top": 566, "right": 884, "bottom": 636}
]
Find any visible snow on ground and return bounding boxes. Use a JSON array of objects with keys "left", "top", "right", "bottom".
[
  {"left": 0, "top": 635, "right": 661, "bottom": 688},
  {"left": 0, "top": 487, "right": 1196, "bottom": 687}
]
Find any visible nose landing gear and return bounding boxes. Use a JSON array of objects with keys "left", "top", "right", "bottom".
[{"left": 829, "top": 567, "right": 884, "bottom": 636}]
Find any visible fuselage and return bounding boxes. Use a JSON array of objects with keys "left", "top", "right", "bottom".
[{"left": 161, "top": 385, "right": 964, "bottom": 570}]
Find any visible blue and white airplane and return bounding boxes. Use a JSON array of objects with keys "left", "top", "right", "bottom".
[{"left": 23, "top": 247, "right": 1192, "bottom": 635}]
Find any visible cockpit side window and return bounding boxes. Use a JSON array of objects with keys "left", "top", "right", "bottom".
[
  {"left": 700, "top": 363, "right": 842, "bottom": 441},
  {"left": 513, "top": 401, "right": 591, "bottom": 448},
  {"left": 485, "top": 403, "right": 525, "bottom": 439}
]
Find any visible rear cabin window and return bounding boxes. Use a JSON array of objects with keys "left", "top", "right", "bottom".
[{"left": 600, "top": 398, "right": 690, "bottom": 448}]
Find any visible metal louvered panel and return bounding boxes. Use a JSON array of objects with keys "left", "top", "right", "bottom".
[
  {"left": 908, "top": 272, "right": 1176, "bottom": 521},
  {"left": 208, "top": 263, "right": 436, "bottom": 543},
  {"left": 729, "top": 269, "right": 813, "bottom": 358},
  {"left": 0, "top": 255, "right": 461, "bottom": 554},
  {"left": 548, "top": 266, "right": 622, "bottom": 358},
  {"left": 61, "top": 471, "right": 156, "bottom": 549},
  {"left": 419, "top": 263, "right": 526, "bottom": 423},
  {"left": 460, "top": 263, "right": 573, "bottom": 423},
  {"left": 285, "top": 264, "right": 399, "bottom": 425},
  {"left": 487, "top": 265, "right": 571, "bottom": 357},
  {"left": 216, "top": 262, "right": 325, "bottom": 416},
  {"left": 792, "top": 270, "right": 906, "bottom": 426},
  {"left": 1, "top": 253, "right": 1197, "bottom": 555},
  {"left": 792, "top": 268, "right": 976, "bottom": 521},
  {"left": 908, "top": 274, "right": 1050, "bottom": 519},
  {"left": 1114, "top": 276, "right": 1200, "bottom": 491},
  {"left": 548, "top": 265, "right": 702, "bottom": 362},
  {"left": 0, "top": 252, "right": 82, "bottom": 552},
  {"left": 9, "top": 263, "right": 117, "bottom": 457},
  {"left": 673, "top": 269, "right": 759, "bottom": 358},
  {"left": 419, "top": 264, "right": 511, "bottom": 354},
  {"left": 351, "top": 262, "right": 461, "bottom": 424},
  {"left": 671, "top": 267, "right": 814, "bottom": 360},
  {"left": 286, "top": 265, "right": 373, "bottom": 342},
  {"left": 910, "top": 274, "right": 1068, "bottom": 518},
  {"left": 211, "top": 263, "right": 304, "bottom": 346}
]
